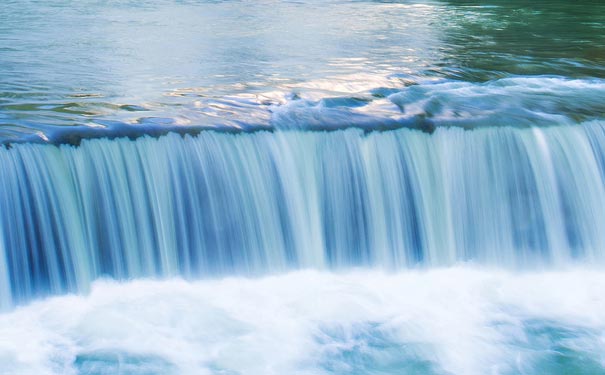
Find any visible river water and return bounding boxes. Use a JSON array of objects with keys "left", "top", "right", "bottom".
[
  {"left": 1, "top": 0, "right": 604, "bottom": 142},
  {"left": 1, "top": 1, "right": 605, "bottom": 374}
]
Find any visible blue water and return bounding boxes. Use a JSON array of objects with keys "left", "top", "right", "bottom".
[
  {"left": 4, "top": 121, "right": 605, "bottom": 307},
  {"left": 1, "top": 0, "right": 605, "bottom": 374},
  {"left": 1, "top": 0, "right": 605, "bottom": 143}
]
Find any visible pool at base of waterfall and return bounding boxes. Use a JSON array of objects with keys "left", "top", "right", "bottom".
[{"left": 1, "top": 267, "right": 604, "bottom": 375}]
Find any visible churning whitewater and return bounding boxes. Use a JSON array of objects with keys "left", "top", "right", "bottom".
[
  {"left": 3, "top": 122, "right": 605, "bottom": 307},
  {"left": 1, "top": 268, "right": 605, "bottom": 375}
]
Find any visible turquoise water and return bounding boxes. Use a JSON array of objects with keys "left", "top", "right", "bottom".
[
  {"left": 1, "top": 0, "right": 604, "bottom": 142},
  {"left": 1, "top": 1, "right": 605, "bottom": 374}
]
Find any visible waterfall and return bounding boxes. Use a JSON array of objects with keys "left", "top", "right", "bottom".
[{"left": 2, "top": 121, "right": 605, "bottom": 307}]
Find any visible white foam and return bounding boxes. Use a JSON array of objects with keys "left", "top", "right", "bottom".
[{"left": 1, "top": 267, "right": 605, "bottom": 375}]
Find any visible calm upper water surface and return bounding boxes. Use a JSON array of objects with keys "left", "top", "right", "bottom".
[{"left": 1, "top": 0, "right": 604, "bottom": 142}]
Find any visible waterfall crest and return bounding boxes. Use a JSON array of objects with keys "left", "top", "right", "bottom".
[{"left": 2, "top": 122, "right": 605, "bottom": 306}]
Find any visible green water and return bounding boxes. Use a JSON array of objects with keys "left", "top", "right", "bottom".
[{"left": 1, "top": 0, "right": 604, "bottom": 142}]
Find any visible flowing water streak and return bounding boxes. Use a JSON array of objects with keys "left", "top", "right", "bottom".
[{"left": 2, "top": 122, "right": 605, "bottom": 306}]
